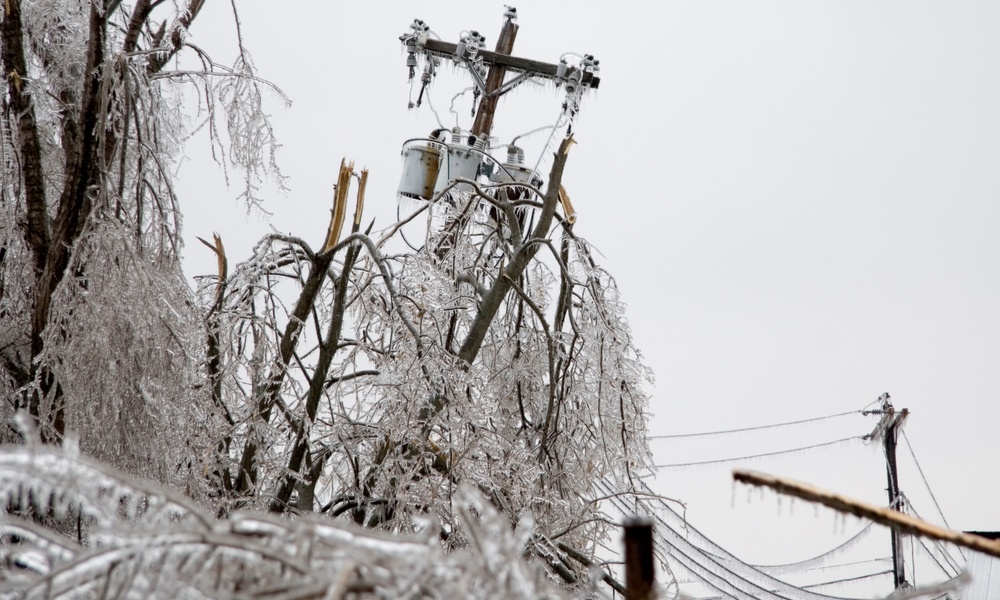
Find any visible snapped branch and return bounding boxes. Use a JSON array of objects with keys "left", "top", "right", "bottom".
[{"left": 734, "top": 469, "right": 1000, "bottom": 559}]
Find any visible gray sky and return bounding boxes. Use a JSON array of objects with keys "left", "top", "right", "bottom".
[{"left": 178, "top": 1, "right": 1000, "bottom": 593}]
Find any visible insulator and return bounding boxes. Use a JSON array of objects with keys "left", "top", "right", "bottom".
[
  {"left": 506, "top": 145, "right": 525, "bottom": 166},
  {"left": 454, "top": 41, "right": 467, "bottom": 61},
  {"left": 406, "top": 52, "right": 417, "bottom": 80},
  {"left": 556, "top": 59, "right": 567, "bottom": 80},
  {"left": 567, "top": 68, "right": 582, "bottom": 88}
]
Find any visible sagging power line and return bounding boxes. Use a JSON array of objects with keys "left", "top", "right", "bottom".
[
  {"left": 653, "top": 436, "right": 863, "bottom": 469},
  {"left": 649, "top": 410, "right": 863, "bottom": 440}
]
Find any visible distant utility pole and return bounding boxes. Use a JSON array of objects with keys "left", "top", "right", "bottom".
[{"left": 865, "top": 393, "right": 910, "bottom": 591}]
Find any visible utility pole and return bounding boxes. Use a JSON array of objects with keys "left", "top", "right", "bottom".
[
  {"left": 401, "top": 8, "right": 600, "bottom": 141},
  {"left": 866, "top": 393, "right": 910, "bottom": 591},
  {"left": 399, "top": 8, "right": 600, "bottom": 255},
  {"left": 471, "top": 13, "right": 518, "bottom": 138}
]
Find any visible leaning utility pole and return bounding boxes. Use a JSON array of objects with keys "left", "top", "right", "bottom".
[
  {"left": 400, "top": 7, "right": 601, "bottom": 141},
  {"left": 866, "top": 393, "right": 910, "bottom": 590},
  {"left": 398, "top": 8, "right": 600, "bottom": 255},
  {"left": 471, "top": 13, "right": 518, "bottom": 138}
]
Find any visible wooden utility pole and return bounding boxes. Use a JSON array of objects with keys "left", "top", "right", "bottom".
[
  {"left": 402, "top": 8, "right": 601, "bottom": 140},
  {"left": 401, "top": 8, "right": 599, "bottom": 258},
  {"left": 471, "top": 15, "right": 518, "bottom": 137},
  {"left": 883, "top": 399, "right": 909, "bottom": 589},
  {"left": 863, "top": 393, "right": 910, "bottom": 591},
  {"left": 863, "top": 393, "right": 910, "bottom": 590}
]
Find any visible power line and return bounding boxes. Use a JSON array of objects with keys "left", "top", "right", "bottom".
[
  {"left": 604, "top": 479, "right": 866, "bottom": 600},
  {"left": 911, "top": 531, "right": 959, "bottom": 580},
  {"left": 752, "top": 524, "right": 879, "bottom": 575},
  {"left": 801, "top": 570, "right": 893, "bottom": 591},
  {"left": 900, "top": 430, "right": 954, "bottom": 533},
  {"left": 901, "top": 495, "right": 964, "bottom": 577},
  {"left": 654, "top": 436, "right": 862, "bottom": 469},
  {"left": 898, "top": 430, "right": 966, "bottom": 570},
  {"left": 649, "top": 410, "right": 862, "bottom": 440}
]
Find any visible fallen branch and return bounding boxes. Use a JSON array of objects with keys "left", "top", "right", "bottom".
[{"left": 733, "top": 469, "right": 1000, "bottom": 559}]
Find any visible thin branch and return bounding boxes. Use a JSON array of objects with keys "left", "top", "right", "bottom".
[{"left": 556, "top": 541, "right": 626, "bottom": 595}]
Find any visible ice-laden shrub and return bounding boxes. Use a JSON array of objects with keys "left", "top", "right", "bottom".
[{"left": 0, "top": 434, "right": 613, "bottom": 599}]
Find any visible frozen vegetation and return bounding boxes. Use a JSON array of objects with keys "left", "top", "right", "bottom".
[{"left": 0, "top": 1, "right": 653, "bottom": 597}]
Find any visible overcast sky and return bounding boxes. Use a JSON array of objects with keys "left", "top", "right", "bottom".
[{"left": 177, "top": 1, "right": 1000, "bottom": 594}]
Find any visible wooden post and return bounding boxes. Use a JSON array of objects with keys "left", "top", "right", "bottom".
[
  {"left": 471, "top": 14, "right": 519, "bottom": 137},
  {"left": 624, "top": 517, "right": 655, "bottom": 600}
]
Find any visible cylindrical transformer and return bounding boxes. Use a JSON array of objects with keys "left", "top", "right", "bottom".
[{"left": 397, "top": 143, "right": 442, "bottom": 200}]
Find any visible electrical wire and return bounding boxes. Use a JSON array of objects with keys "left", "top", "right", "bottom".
[
  {"left": 448, "top": 86, "right": 475, "bottom": 125},
  {"left": 752, "top": 524, "right": 879, "bottom": 575},
  {"left": 800, "top": 570, "right": 893, "bottom": 591},
  {"left": 528, "top": 109, "right": 569, "bottom": 184},
  {"left": 911, "top": 534, "right": 956, "bottom": 582},
  {"left": 396, "top": 203, "right": 424, "bottom": 252},
  {"left": 653, "top": 436, "right": 862, "bottom": 469},
  {"left": 598, "top": 479, "right": 867, "bottom": 600},
  {"left": 596, "top": 481, "right": 783, "bottom": 599},
  {"left": 901, "top": 495, "right": 964, "bottom": 576},
  {"left": 424, "top": 80, "right": 446, "bottom": 130},
  {"left": 859, "top": 395, "right": 888, "bottom": 413},
  {"left": 511, "top": 123, "right": 559, "bottom": 146},
  {"left": 650, "top": 411, "right": 862, "bottom": 440},
  {"left": 900, "top": 431, "right": 956, "bottom": 537}
]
